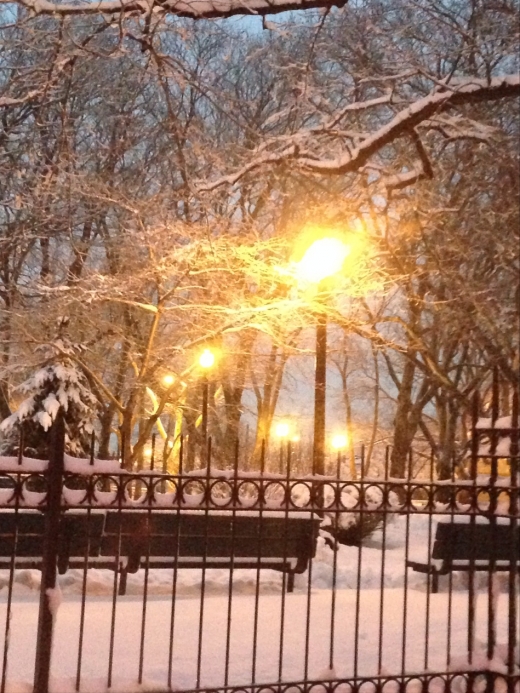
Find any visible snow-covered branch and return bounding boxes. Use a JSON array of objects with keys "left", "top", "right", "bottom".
[
  {"left": 198, "top": 145, "right": 299, "bottom": 192},
  {"left": 199, "top": 74, "right": 519, "bottom": 189},
  {"left": 298, "top": 75, "right": 520, "bottom": 174},
  {"left": 3, "top": 0, "right": 348, "bottom": 19}
]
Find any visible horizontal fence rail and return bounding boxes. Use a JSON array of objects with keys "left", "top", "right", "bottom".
[{"left": 0, "top": 392, "right": 519, "bottom": 693}]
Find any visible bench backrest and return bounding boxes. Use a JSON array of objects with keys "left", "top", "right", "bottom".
[
  {"left": 0, "top": 512, "right": 46, "bottom": 557},
  {"left": 0, "top": 512, "right": 105, "bottom": 559},
  {"left": 0, "top": 510, "right": 320, "bottom": 564},
  {"left": 100, "top": 511, "right": 320, "bottom": 561},
  {"left": 432, "top": 521, "right": 520, "bottom": 563}
]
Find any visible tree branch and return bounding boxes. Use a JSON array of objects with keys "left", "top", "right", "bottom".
[
  {"left": 199, "top": 74, "right": 519, "bottom": 189},
  {"left": 5, "top": 0, "right": 349, "bottom": 20}
]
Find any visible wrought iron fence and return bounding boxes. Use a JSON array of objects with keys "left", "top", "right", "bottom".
[{"left": 0, "top": 384, "right": 518, "bottom": 693}]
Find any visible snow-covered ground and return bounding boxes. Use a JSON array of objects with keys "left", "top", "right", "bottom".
[{"left": 1, "top": 515, "right": 518, "bottom": 693}]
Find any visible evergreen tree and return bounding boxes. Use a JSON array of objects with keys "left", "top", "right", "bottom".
[{"left": 0, "top": 339, "right": 99, "bottom": 459}]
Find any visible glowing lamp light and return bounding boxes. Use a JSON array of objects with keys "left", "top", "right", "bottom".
[
  {"left": 275, "top": 422, "right": 290, "bottom": 438},
  {"left": 296, "top": 237, "right": 350, "bottom": 284},
  {"left": 199, "top": 348, "right": 215, "bottom": 369},
  {"left": 291, "top": 435, "right": 300, "bottom": 443},
  {"left": 143, "top": 446, "right": 153, "bottom": 459},
  {"left": 162, "top": 374, "right": 175, "bottom": 387},
  {"left": 331, "top": 434, "right": 348, "bottom": 450}
]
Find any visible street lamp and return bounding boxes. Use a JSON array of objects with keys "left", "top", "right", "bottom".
[
  {"left": 275, "top": 421, "right": 290, "bottom": 438},
  {"left": 162, "top": 374, "right": 175, "bottom": 387},
  {"left": 199, "top": 348, "right": 216, "bottom": 465},
  {"left": 296, "top": 237, "right": 350, "bottom": 477},
  {"left": 331, "top": 433, "right": 348, "bottom": 451}
]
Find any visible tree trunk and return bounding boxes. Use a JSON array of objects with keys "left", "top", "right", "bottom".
[
  {"left": 363, "top": 344, "right": 380, "bottom": 477},
  {"left": 98, "top": 405, "right": 115, "bottom": 459},
  {"left": 339, "top": 368, "right": 357, "bottom": 479}
]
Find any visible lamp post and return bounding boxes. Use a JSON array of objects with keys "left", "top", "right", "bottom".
[
  {"left": 199, "top": 348, "right": 215, "bottom": 465},
  {"left": 331, "top": 433, "right": 348, "bottom": 476},
  {"left": 314, "top": 304, "right": 327, "bottom": 477},
  {"left": 296, "top": 237, "right": 350, "bottom": 476},
  {"left": 275, "top": 421, "right": 290, "bottom": 473}
]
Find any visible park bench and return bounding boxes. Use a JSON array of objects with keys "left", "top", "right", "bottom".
[
  {"left": 406, "top": 518, "right": 520, "bottom": 593},
  {"left": 0, "top": 509, "right": 321, "bottom": 595}
]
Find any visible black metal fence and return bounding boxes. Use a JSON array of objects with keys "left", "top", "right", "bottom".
[{"left": 0, "top": 387, "right": 519, "bottom": 693}]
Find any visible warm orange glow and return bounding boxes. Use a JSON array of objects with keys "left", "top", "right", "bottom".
[
  {"left": 331, "top": 434, "right": 348, "bottom": 450},
  {"left": 296, "top": 237, "right": 350, "bottom": 284},
  {"left": 291, "top": 435, "right": 300, "bottom": 443},
  {"left": 275, "top": 422, "right": 290, "bottom": 438},
  {"left": 162, "top": 374, "right": 175, "bottom": 387},
  {"left": 199, "top": 348, "right": 215, "bottom": 369}
]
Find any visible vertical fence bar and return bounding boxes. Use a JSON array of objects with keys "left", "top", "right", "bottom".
[
  {"left": 353, "top": 467, "right": 364, "bottom": 678},
  {"left": 468, "top": 391, "right": 480, "bottom": 663},
  {"left": 196, "top": 436, "right": 212, "bottom": 688},
  {"left": 423, "top": 448, "right": 435, "bottom": 671},
  {"left": 90, "top": 430, "right": 95, "bottom": 466},
  {"left": 251, "top": 439, "right": 265, "bottom": 685},
  {"left": 277, "top": 441, "right": 292, "bottom": 683},
  {"left": 400, "top": 448, "right": 413, "bottom": 678},
  {"left": 303, "top": 441, "right": 315, "bottom": 682},
  {"left": 507, "top": 388, "right": 519, "bottom": 681},
  {"left": 487, "top": 369, "right": 500, "bottom": 662},
  {"left": 107, "top": 463, "right": 124, "bottom": 688},
  {"left": 377, "top": 446, "right": 390, "bottom": 675},
  {"left": 1, "top": 431, "right": 23, "bottom": 693},
  {"left": 167, "top": 435, "right": 183, "bottom": 690},
  {"left": 17, "top": 429, "right": 23, "bottom": 466},
  {"left": 74, "top": 492, "right": 91, "bottom": 692},
  {"left": 150, "top": 433, "right": 156, "bottom": 472},
  {"left": 33, "top": 412, "right": 65, "bottom": 693},
  {"left": 446, "top": 449, "right": 456, "bottom": 669},
  {"left": 223, "top": 439, "right": 240, "bottom": 687},
  {"left": 76, "top": 440, "right": 95, "bottom": 691},
  {"left": 328, "top": 451, "right": 341, "bottom": 672},
  {"left": 138, "top": 474, "right": 152, "bottom": 684}
]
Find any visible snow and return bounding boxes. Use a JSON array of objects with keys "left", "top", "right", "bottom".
[
  {"left": 478, "top": 438, "right": 513, "bottom": 456},
  {"left": 36, "top": 411, "right": 53, "bottom": 431},
  {"left": 16, "top": 0, "right": 351, "bottom": 21},
  {"left": 42, "top": 394, "right": 60, "bottom": 420},
  {"left": 63, "top": 454, "right": 122, "bottom": 475},
  {"left": 46, "top": 586, "right": 63, "bottom": 617},
  {"left": 29, "top": 368, "right": 50, "bottom": 390},
  {"left": 1, "top": 514, "right": 518, "bottom": 692},
  {"left": 0, "top": 457, "right": 48, "bottom": 472},
  {"left": 476, "top": 416, "right": 515, "bottom": 430},
  {"left": 0, "top": 454, "right": 122, "bottom": 474}
]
